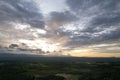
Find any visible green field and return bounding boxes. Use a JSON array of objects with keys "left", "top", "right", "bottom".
[{"left": 0, "top": 59, "right": 120, "bottom": 80}]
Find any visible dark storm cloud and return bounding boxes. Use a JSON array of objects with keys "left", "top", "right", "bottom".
[
  {"left": 0, "top": 0, "right": 44, "bottom": 28},
  {"left": 62, "top": 0, "right": 120, "bottom": 47},
  {"left": 9, "top": 44, "right": 19, "bottom": 49}
]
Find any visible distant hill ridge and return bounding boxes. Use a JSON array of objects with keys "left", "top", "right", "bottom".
[{"left": 0, "top": 53, "right": 120, "bottom": 62}]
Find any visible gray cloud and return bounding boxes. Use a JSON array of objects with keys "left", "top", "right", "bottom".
[
  {"left": 0, "top": 0, "right": 120, "bottom": 54},
  {"left": 60, "top": 0, "right": 120, "bottom": 48},
  {"left": 92, "top": 43, "right": 120, "bottom": 53},
  {"left": 47, "top": 11, "right": 78, "bottom": 28},
  {"left": 0, "top": 0, "right": 45, "bottom": 29},
  {"left": 50, "top": 11, "right": 78, "bottom": 23},
  {"left": 44, "top": 11, "right": 78, "bottom": 42},
  {"left": 66, "top": 0, "right": 120, "bottom": 13},
  {"left": 63, "top": 26, "right": 120, "bottom": 48}
]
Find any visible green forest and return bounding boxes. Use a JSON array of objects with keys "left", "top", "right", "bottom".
[{"left": 0, "top": 60, "right": 120, "bottom": 80}]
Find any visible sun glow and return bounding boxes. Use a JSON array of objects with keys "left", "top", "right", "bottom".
[{"left": 19, "top": 39, "right": 60, "bottom": 52}]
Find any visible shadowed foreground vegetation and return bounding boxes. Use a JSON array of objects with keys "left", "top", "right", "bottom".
[{"left": 0, "top": 58, "right": 120, "bottom": 80}]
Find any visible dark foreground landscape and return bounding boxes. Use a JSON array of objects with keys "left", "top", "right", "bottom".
[{"left": 0, "top": 54, "right": 120, "bottom": 80}]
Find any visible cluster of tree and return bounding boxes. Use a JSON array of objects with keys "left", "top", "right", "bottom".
[
  {"left": 36, "top": 75, "right": 65, "bottom": 80},
  {"left": 0, "top": 61, "right": 120, "bottom": 80}
]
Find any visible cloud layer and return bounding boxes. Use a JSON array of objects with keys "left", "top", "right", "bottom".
[
  {"left": 0, "top": 0, "right": 44, "bottom": 29},
  {"left": 61, "top": 0, "right": 120, "bottom": 47},
  {"left": 0, "top": 0, "right": 120, "bottom": 55}
]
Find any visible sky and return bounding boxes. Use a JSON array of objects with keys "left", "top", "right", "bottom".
[{"left": 0, "top": 0, "right": 120, "bottom": 57}]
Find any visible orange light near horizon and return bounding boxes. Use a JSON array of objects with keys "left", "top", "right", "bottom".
[
  {"left": 64, "top": 48, "right": 120, "bottom": 57},
  {"left": 70, "top": 52, "right": 120, "bottom": 57}
]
